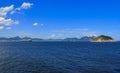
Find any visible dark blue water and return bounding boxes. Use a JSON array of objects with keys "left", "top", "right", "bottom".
[{"left": 0, "top": 42, "right": 120, "bottom": 73}]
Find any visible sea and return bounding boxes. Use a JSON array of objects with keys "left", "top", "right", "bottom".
[{"left": 0, "top": 41, "right": 120, "bottom": 73}]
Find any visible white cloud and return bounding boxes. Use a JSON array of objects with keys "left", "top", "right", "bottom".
[
  {"left": 6, "top": 27, "right": 12, "bottom": 30},
  {"left": 0, "top": 17, "right": 19, "bottom": 26},
  {"left": 0, "top": 26, "right": 4, "bottom": 29},
  {"left": 0, "top": 5, "right": 18, "bottom": 29},
  {"left": 0, "top": 2, "right": 32, "bottom": 30},
  {"left": 33, "top": 23, "right": 44, "bottom": 27},
  {"left": 0, "top": 5, "right": 14, "bottom": 17},
  {"left": 11, "top": 2, "right": 33, "bottom": 14},
  {"left": 21, "top": 2, "right": 33, "bottom": 9},
  {"left": 33, "top": 22, "right": 38, "bottom": 26}
]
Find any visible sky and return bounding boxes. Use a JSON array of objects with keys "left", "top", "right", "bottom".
[{"left": 0, "top": 0, "right": 120, "bottom": 40}]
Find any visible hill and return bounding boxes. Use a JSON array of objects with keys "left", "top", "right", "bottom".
[{"left": 91, "top": 35, "right": 115, "bottom": 42}]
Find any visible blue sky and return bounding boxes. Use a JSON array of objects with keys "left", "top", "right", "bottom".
[{"left": 0, "top": 0, "right": 120, "bottom": 40}]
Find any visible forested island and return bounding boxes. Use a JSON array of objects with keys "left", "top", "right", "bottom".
[{"left": 91, "top": 35, "right": 115, "bottom": 42}]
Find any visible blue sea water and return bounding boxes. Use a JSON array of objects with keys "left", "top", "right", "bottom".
[{"left": 0, "top": 41, "right": 120, "bottom": 73}]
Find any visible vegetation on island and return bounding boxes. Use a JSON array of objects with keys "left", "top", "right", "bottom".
[{"left": 91, "top": 35, "right": 115, "bottom": 42}]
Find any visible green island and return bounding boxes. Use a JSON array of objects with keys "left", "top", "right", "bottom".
[{"left": 91, "top": 35, "right": 115, "bottom": 42}]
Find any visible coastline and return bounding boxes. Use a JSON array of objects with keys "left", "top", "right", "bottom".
[{"left": 90, "top": 40, "right": 116, "bottom": 42}]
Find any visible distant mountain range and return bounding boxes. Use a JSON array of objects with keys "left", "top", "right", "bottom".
[
  {"left": 0, "top": 36, "right": 96, "bottom": 41},
  {"left": 64, "top": 36, "right": 95, "bottom": 41},
  {"left": 0, "top": 36, "right": 42, "bottom": 41}
]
